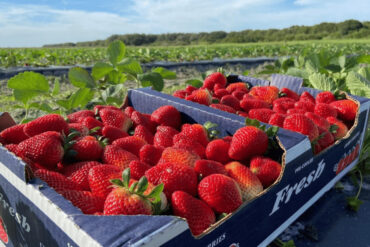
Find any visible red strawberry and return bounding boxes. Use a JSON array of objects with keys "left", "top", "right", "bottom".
[
  {"left": 103, "top": 145, "right": 139, "bottom": 170},
  {"left": 185, "top": 85, "right": 198, "bottom": 94},
  {"left": 330, "top": 99, "right": 358, "bottom": 121},
  {"left": 283, "top": 114, "right": 319, "bottom": 142},
  {"left": 5, "top": 143, "right": 18, "bottom": 153},
  {"left": 314, "top": 103, "right": 338, "bottom": 119},
  {"left": 240, "top": 98, "right": 270, "bottom": 113},
  {"left": 34, "top": 169, "right": 81, "bottom": 192},
  {"left": 102, "top": 125, "right": 129, "bottom": 143},
  {"left": 134, "top": 125, "right": 154, "bottom": 145},
  {"left": 248, "top": 109, "right": 275, "bottom": 123},
  {"left": 68, "top": 123, "right": 89, "bottom": 137},
  {"left": 80, "top": 116, "right": 104, "bottom": 135},
  {"left": 67, "top": 110, "right": 95, "bottom": 123},
  {"left": 280, "top": 88, "right": 299, "bottom": 101},
  {"left": 213, "top": 83, "right": 225, "bottom": 91},
  {"left": 145, "top": 162, "right": 198, "bottom": 199},
  {"left": 198, "top": 174, "right": 242, "bottom": 213},
  {"left": 158, "top": 147, "right": 200, "bottom": 168},
  {"left": 286, "top": 108, "right": 307, "bottom": 115},
  {"left": 181, "top": 124, "right": 209, "bottom": 147},
  {"left": 171, "top": 191, "right": 215, "bottom": 236},
  {"left": 228, "top": 126, "right": 268, "bottom": 161},
  {"left": 0, "top": 218, "right": 8, "bottom": 244},
  {"left": 61, "top": 161, "right": 103, "bottom": 191},
  {"left": 153, "top": 126, "right": 179, "bottom": 148},
  {"left": 113, "top": 136, "right": 147, "bottom": 157},
  {"left": 16, "top": 131, "right": 64, "bottom": 169},
  {"left": 232, "top": 90, "right": 247, "bottom": 100},
  {"left": 300, "top": 91, "right": 315, "bottom": 104},
  {"left": 268, "top": 113, "right": 286, "bottom": 128},
  {"left": 0, "top": 124, "right": 28, "bottom": 144},
  {"left": 93, "top": 105, "right": 121, "bottom": 114},
  {"left": 124, "top": 106, "right": 135, "bottom": 118},
  {"left": 173, "top": 134, "right": 206, "bottom": 158},
  {"left": 272, "top": 97, "right": 296, "bottom": 114},
  {"left": 249, "top": 156, "right": 282, "bottom": 188},
  {"left": 205, "top": 139, "right": 231, "bottom": 164},
  {"left": 60, "top": 190, "right": 105, "bottom": 214},
  {"left": 326, "top": 117, "right": 348, "bottom": 140},
  {"left": 88, "top": 165, "right": 122, "bottom": 199},
  {"left": 304, "top": 112, "right": 330, "bottom": 130},
  {"left": 139, "top": 144, "right": 164, "bottom": 166},
  {"left": 220, "top": 95, "right": 241, "bottom": 111},
  {"left": 186, "top": 89, "right": 212, "bottom": 106},
  {"left": 131, "top": 111, "right": 157, "bottom": 133},
  {"left": 24, "top": 114, "right": 69, "bottom": 137},
  {"left": 249, "top": 86, "right": 279, "bottom": 104},
  {"left": 194, "top": 159, "right": 228, "bottom": 178},
  {"left": 225, "top": 161, "right": 263, "bottom": 200},
  {"left": 226, "top": 82, "right": 249, "bottom": 94},
  {"left": 316, "top": 91, "right": 336, "bottom": 104},
  {"left": 313, "top": 142, "right": 322, "bottom": 155},
  {"left": 238, "top": 111, "right": 249, "bottom": 118},
  {"left": 214, "top": 89, "right": 229, "bottom": 99},
  {"left": 129, "top": 160, "right": 152, "bottom": 180},
  {"left": 210, "top": 103, "right": 236, "bottom": 114},
  {"left": 203, "top": 72, "right": 227, "bottom": 90},
  {"left": 294, "top": 100, "right": 315, "bottom": 112},
  {"left": 99, "top": 108, "right": 132, "bottom": 132},
  {"left": 151, "top": 105, "right": 182, "bottom": 129},
  {"left": 173, "top": 90, "right": 187, "bottom": 99},
  {"left": 71, "top": 136, "right": 104, "bottom": 161},
  {"left": 317, "top": 127, "right": 335, "bottom": 150}
]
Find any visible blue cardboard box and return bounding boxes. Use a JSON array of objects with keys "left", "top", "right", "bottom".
[{"left": 0, "top": 74, "right": 369, "bottom": 246}]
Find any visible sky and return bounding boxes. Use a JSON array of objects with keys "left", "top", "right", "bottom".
[{"left": 0, "top": 0, "right": 369, "bottom": 47}]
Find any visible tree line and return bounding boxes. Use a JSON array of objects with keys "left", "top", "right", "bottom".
[{"left": 44, "top": 19, "right": 370, "bottom": 47}]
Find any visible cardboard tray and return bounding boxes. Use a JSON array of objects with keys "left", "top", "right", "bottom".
[{"left": 0, "top": 74, "right": 369, "bottom": 246}]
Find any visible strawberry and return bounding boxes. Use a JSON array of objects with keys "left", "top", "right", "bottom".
[
  {"left": 238, "top": 111, "right": 249, "bottom": 118},
  {"left": 268, "top": 113, "right": 286, "bottom": 128},
  {"left": 203, "top": 72, "right": 227, "bottom": 90},
  {"left": 314, "top": 103, "right": 337, "bottom": 119},
  {"left": 0, "top": 218, "right": 8, "bottom": 244},
  {"left": 151, "top": 105, "right": 182, "bottom": 129},
  {"left": 71, "top": 136, "right": 104, "bottom": 161},
  {"left": 139, "top": 144, "right": 164, "bottom": 166},
  {"left": 5, "top": 143, "right": 18, "bottom": 153},
  {"left": 240, "top": 98, "right": 270, "bottom": 113},
  {"left": 145, "top": 162, "right": 198, "bottom": 199},
  {"left": 232, "top": 90, "right": 247, "bottom": 100},
  {"left": 93, "top": 105, "right": 121, "bottom": 114},
  {"left": 173, "top": 90, "right": 187, "bottom": 99},
  {"left": 99, "top": 108, "right": 132, "bottom": 132},
  {"left": 220, "top": 95, "right": 241, "bottom": 111},
  {"left": 186, "top": 89, "right": 212, "bottom": 106},
  {"left": 304, "top": 112, "right": 330, "bottom": 130},
  {"left": 131, "top": 111, "right": 157, "bottom": 133},
  {"left": 213, "top": 83, "right": 225, "bottom": 91},
  {"left": 249, "top": 86, "right": 279, "bottom": 104},
  {"left": 249, "top": 156, "right": 282, "bottom": 188},
  {"left": 153, "top": 126, "right": 179, "bottom": 148},
  {"left": 214, "top": 89, "right": 229, "bottom": 99},
  {"left": 194, "top": 159, "right": 228, "bottom": 178},
  {"left": 185, "top": 85, "right": 198, "bottom": 94},
  {"left": 67, "top": 110, "right": 95, "bottom": 123},
  {"left": 124, "top": 106, "right": 135, "bottom": 118},
  {"left": 134, "top": 125, "right": 154, "bottom": 144},
  {"left": 181, "top": 123, "right": 210, "bottom": 147},
  {"left": 330, "top": 99, "right": 358, "bottom": 121},
  {"left": 68, "top": 123, "right": 89, "bottom": 137},
  {"left": 283, "top": 114, "right": 319, "bottom": 142},
  {"left": 286, "top": 108, "right": 306, "bottom": 115},
  {"left": 198, "top": 174, "right": 242, "bottom": 213},
  {"left": 0, "top": 124, "right": 28, "bottom": 144},
  {"left": 103, "top": 145, "right": 139, "bottom": 170},
  {"left": 172, "top": 134, "right": 206, "bottom": 158},
  {"left": 158, "top": 147, "right": 200, "bottom": 168},
  {"left": 272, "top": 97, "right": 296, "bottom": 114},
  {"left": 228, "top": 126, "right": 268, "bottom": 161},
  {"left": 248, "top": 109, "right": 275, "bottom": 123},
  {"left": 326, "top": 117, "right": 348, "bottom": 140},
  {"left": 80, "top": 116, "right": 104, "bottom": 135},
  {"left": 280, "top": 88, "right": 300, "bottom": 101},
  {"left": 226, "top": 82, "right": 249, "bottom": 94},
  {"left": 61, "top": 161, "right": 103, "bottom": 191},
  {"left": 313, "top": 142, "right": 322, "bottom": 155},
  {"left": 113, "top": 136, "right": 147, "bottom": 157},
  {"left": 24, "top": 114, "right": 69, "bottom": 137},
  {"left": 300, "top": 91, "right": 315, "bottom": 104},
  {"left": 34, "top": 169, "right": 81, "bottom": 192},
  {"left": 102, "top": 125, "right": 129, "bottom": 143},
  {"left": 294, "top": 100, "right": 315, "bottom": 112},
  {"left": 223, "top": 136, "right": 233, "bottom": 143},
  {"left": 88, "top": 165, "right": 122, "bottom": 199},
  {"left": 16, "top": 131, "right": 64, "bottom": 169},
  {"left": 210, "top": 103, "right": 236, "bottom": 114},
  {"left": 205, "top": 139, "right": 231, "bottom": 164},
  {"left": 171, "top": 191, "right": 215, "bottom": 236},
  {"left": 104, "top": 169, "right": 163, "bottom": 215},
  {"left": 129, "top": 160, "right": 152, "bottom": 180},
  {"left": 317, "top": 127, "right": 335, "bottom": 150},
  {"left": 225, "top": 161, "right": 264, "bottom": 200},
  {"left": 60, "top": 190, "right": 105, "bottom": 214},
  {"left": 315, "top": 91, "right": 336, "bottom": 104}
]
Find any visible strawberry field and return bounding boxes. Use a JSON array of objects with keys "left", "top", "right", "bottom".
[{"left": 0, "top": 40, "right": 369, "bottom": 246}]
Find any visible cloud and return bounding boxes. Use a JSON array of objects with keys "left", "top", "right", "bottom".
[{"left": 0, "top": 0, "right": 369, "bottom": 47}]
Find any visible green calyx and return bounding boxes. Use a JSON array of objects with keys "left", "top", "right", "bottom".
[
  {"left": 333, "top": 89, "right": 346, "bottom": 100},
  {"left": 329, "top": 124, "right": 339, "bottom": 134},
  {"left": 62, "top": 129, "right": 81, "bottom": 157},
  {"left": 203, "top": 121, "right": 220, "bottom": 140},
  {"left": 245, "top": 118, "right": 279, "bottom": 138}
]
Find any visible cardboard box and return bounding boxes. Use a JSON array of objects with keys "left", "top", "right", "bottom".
[{"left": 0, "top": 75, "right": 369, "bottom": 246}]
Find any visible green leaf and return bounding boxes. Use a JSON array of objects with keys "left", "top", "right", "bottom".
[
  {"left": 243, "top": 70, "right": 250, "bottom": 76},
  {"left": 286, "top": 67, "right": 310, "bottom": 79},
  {"left": 245, "top": 118, "right": 261, "bottom": 128},
  {"left": 91, "top": 62, "right": 114, "bottom": 80},
  {"left": 110, "top": 179, "right": 124, "bottom": 187},
  {"left": 107, "top": 70, "right": 120, "bottom": 84},
  {"left": 138, "top": 72, "right": 164, "bottom": 91},
  {"left": 122, "top": 168, "right": 130, "bottom": 188},
  {"left": 57, "top": 88, "right": 94, "bottom": 110},
  {"left": 357, "top": 54, "right": 370, "bottom": 64},
  {"left": 266, "top": 126, "right": 279, "bottom": 137},
  {"left": 338, "top": 55, "right": 346, "bottom": 69},
  {"left": 308, "top": 73, "right": 336, "bottom": 91},
  {"left": 13, "top": 90, "right": 40, "bottom": 105},
  {"left": 146, "top": 183, "right": 164, "bottom": 203},
  {"left": 29, "top": 102, "right": 54, "bottom": 113},
  {"left": 358, "top": 67, "right": 370, "bottom": 81},
  {"left": 346, "top": 71, "right": 370, "bottom": 98},
  {"left": 117, "top": 58, "right": 143, "bottom": 76},
  {"left": 152, "top": 67, "right": 176, "bottom": 79},
  {"left": 52, "top": 79, "right": 60, "bottom": 96},
  {"left": 325, "top": 64, "right": 341, "bottom": 73},
  {"left": 346, "top": 196, "right": 363, "bottom": 212},
  {"left": 185, "top": 79, "right": 203, "bottom": 88},
  {"left": 107, "top": 40, "right": 126, "bottom": 66},
  {"left": 68, "top": 67, "right": 96, "bottom": 89},
  {"left": 136, "top": 177, "right": 149, "bottom": 194}
]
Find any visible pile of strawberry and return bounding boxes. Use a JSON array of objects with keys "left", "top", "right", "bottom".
[
  {"left": 173, "top": 72, "right": 359, "bottom": 154},
  {"left": 0, "top": 104, "right": 282, "bottom": 236}
]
